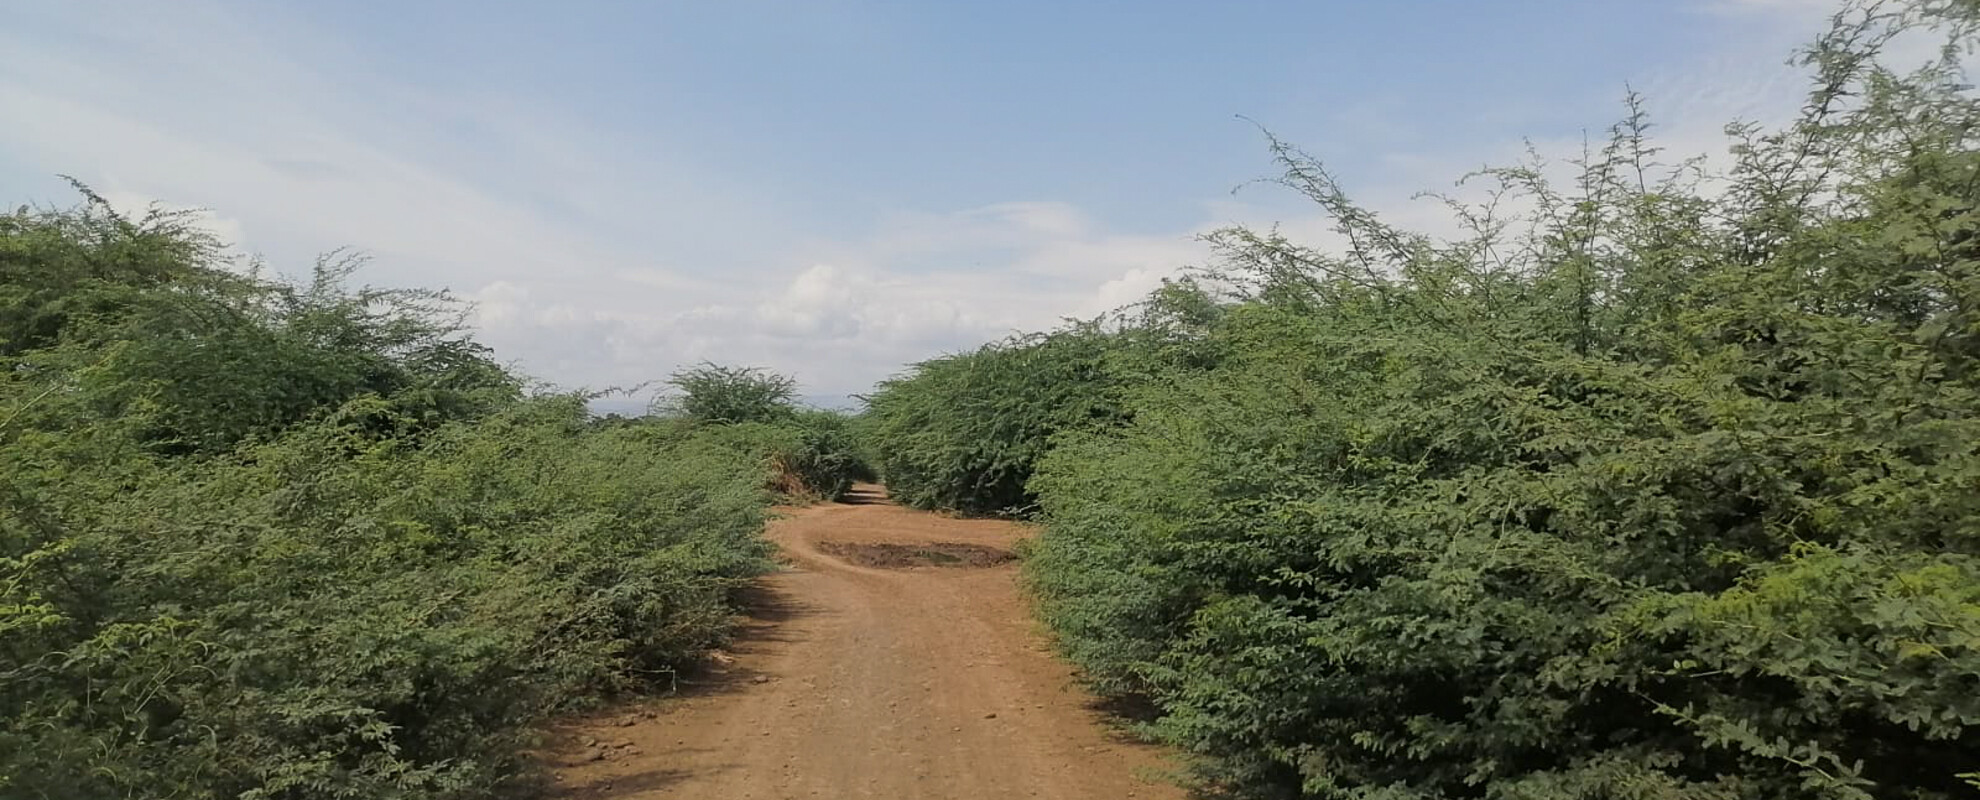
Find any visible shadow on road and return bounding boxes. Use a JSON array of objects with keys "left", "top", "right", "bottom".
[{"left": 834, "top": 483, "right": 891, "bottom": 506}]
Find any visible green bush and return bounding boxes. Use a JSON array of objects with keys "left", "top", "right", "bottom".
[
  {"left": 786, "top": 408, "right": 873, "bottom": 497},
  {"left": 657, "top": 362, "right": 800, "bottom": 425},
  {"left": 1013, "top": 4, "right": 1980, "bottom": 798},
  {"left": 647, "top": 363, "right": 868, "bottom": 502},
  {"left": 683, "top": 411, "right": 866, "bottom": 503},
  {"left": 0, "top": 199, "right": 775, "bottom": 798},
  {"left": 861, "top": 325, "right": 1130, "bottom": 515}
]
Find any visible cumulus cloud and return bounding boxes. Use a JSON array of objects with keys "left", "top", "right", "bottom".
[{"left": 459, "top": 200, "right": 1208, "bottom": 399}]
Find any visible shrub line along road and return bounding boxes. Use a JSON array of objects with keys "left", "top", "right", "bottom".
[{"left": 546, "top": 484, "right": 1186, "bottom": 799}]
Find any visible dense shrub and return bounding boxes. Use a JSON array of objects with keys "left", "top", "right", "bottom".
[
  {"left": 861, "top": 325, "right": 1129, "bottom": 514},
  {"left": 0, "top": 199, "right": 774, "bottom": 797},
  {"left": 783, "top": 408, "right": 873, "bottom": 498},
  {"left": 652, "top": 363, "right": 867, "bottom": 502},
  {"left": 681, "top": 412, "right": 864, "bottom": 503},
  {"left": 657, "top": 362, "right": 800, "bottom": 425},
  {"left": 1012, "top": 4, "right": 1980, "bottom": 798}
]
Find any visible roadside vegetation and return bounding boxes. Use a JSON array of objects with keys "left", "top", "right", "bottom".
[
  {"left": 863, "top": 3, "right": 1980, "bottom": 797},
  {"left": 0, "top": 191, "right": 854, "bottom": 797},
  {"left": 9, "top": 0, "right": 1978, "bottom": 797},
  {"left": 651, "top": 362, "right": 869, "bottom": 503}
]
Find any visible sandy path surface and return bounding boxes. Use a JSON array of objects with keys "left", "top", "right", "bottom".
[{"left": 542, "top": 484, "right": 1187, "bottom": 799}]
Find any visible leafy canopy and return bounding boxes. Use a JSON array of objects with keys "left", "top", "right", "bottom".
[
  {"left": 869, "top": 2, "right": 1980, "bottom": 798},
  {"left": 660, "top": 362, "right": 801, "bottom": 424},
  {"left": 1, "top": 192, "right": 777, "bottom": 798}
]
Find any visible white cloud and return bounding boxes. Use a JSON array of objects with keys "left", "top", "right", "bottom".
[
  {"left": 0, "top": 1, "right": 1211, "bottom": 401},
  {"left": 1, "top": 0, "right": 1883, "bottom": 405},
  {"left": 457, "top": 200, "right": 1208, "bottom": 398}
]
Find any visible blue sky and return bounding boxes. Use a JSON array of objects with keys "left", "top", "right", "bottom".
[{"left": 2, "top": 0, "right": 1835, "bottom": 403}]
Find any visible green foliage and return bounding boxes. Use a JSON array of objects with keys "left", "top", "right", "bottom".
[
  {"left": 0, "top": 199, "right": 774, "bottom": 797},
  {"left": 785, "top": 408, "right": 874, "bottom": 498},
  {"left": 861, "top": 325, "right": 1129, "bottom": 514},
  {"left": 986, "top": 3, "right": 1980, "bottom": 798},
  {"left": 0, "top": 180, "right": 224, "bottom": 358},
  {"left": 685, "top": 409, "right": 867, "bottom": 503},
  {"left": 660, "top": 362, "right": 800, "bottom": 424},
  {"left": 647, "top": 362, "right": 866, "bottom": 502}
]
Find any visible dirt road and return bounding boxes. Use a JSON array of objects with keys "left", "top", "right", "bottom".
[{"left": 543, "top": 484, "right": 1187, "bottom": 799}]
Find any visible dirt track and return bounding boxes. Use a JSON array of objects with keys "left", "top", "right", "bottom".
[{"left": 543, "top": 484, "right": 1187, "bottom": 799}]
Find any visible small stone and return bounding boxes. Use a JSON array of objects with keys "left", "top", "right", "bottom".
[
  {"left": 752, "top": 674, "right": 771, "bottom": 684},
  {"left": 581, "top": 748, "right": 605, "bottom": 762},
  {"left": 615, "top": 716, "right": 637, "bottom": 727}
]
